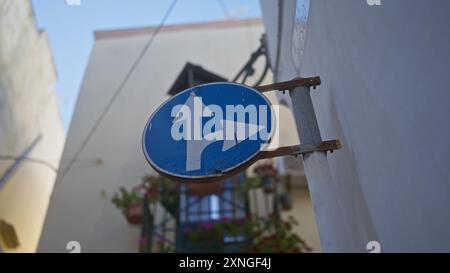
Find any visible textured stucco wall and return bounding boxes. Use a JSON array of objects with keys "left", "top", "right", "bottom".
[
  {"left": 0, "top": 0, "right": 65, "bottom": 252},
  {"left": 261, "top": 0, "right": 450, "bottom": 252}
]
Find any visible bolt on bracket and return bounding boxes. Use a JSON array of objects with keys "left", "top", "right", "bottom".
[
  {"left": 258, "top": 140, "right": 342, "bottom": 160},
  {"left": 255, "top": 76, "right": 321, "bottom": 93},
  {"left": 253, "top": 77, "right": 342, "bottom": 159}
]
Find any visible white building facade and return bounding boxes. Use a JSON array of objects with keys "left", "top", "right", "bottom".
[
  {"left": 0, "top": 0, "right": 65, "bottom": 252},
  {"left": 38, "top": 19, "right": 321, "bottom": 252},
  {"left": 261, "top": 0, "right": 450, "bottom": 252}
]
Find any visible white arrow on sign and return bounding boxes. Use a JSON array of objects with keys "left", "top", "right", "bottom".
[
  {"left": 186, "top": 119, "right": 265, "bottom": 172},
  {"left": 173, "top": 93, "right": 266, "bottom": 172}
]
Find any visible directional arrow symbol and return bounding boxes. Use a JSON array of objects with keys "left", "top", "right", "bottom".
[
  {"left": 221, "top": 120, "right": 266, "bottom": 152},
  {"left": 172, "top": 94, "right": 266, "bottom": 172},
  {"left": 186, "top": 120, "right": 266, "bottom": 172}
]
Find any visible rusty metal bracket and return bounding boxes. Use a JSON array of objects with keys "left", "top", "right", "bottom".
[
  {"left": 253, "top": 77, "right": 343, "bottom": 160},
  {"left": 165, "top": 140, "right": 342, "bottom": 184},
  {"left": 258, "top": 140, "right": 342, "bottom": 160},
  {"left": 164, "top": 77, "right": 338, "bottom": 183},
  {"left": 255, "top": 76, "right": 321, "bottom": 93}
]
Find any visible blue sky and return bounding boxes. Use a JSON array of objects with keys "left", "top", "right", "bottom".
[{"left": 31, "top": 0, "right": 261, "bottom": 131}]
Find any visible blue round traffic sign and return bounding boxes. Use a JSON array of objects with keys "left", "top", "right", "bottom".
[{"left": 142, "top": 82, "right": 273, "bottom": 182}]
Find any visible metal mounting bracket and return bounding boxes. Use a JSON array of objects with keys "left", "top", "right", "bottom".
[
  {"left": 255, "top": 76, "right": 321, "bottom": 93},
  {"left": 253, "top": 76, "right": 343, "bottom": 159},
  {"left": 258, "top": 140, "right": 342, "bottom": 160}
]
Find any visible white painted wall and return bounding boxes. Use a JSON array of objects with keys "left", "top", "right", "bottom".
[
  {"left": 286, "top": 183, "right": 321, "bottom": 252},
  {"left": 261, "top": 0, "right": 450, "bottom": 252},
  {"left": 35, "top": 20, "right": 250, "bottom": 252},
  {"left": 0, "top": 0, "right": 65, "bottom": 252}
]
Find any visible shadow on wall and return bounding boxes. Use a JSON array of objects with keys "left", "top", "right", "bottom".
[{"left": 325, "top": 85, "right": 379, "bottom": 251}]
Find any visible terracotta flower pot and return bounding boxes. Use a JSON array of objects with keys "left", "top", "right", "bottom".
[
  {"left": 125, "top": 204, "right": 143, "bottom": 225},
  {"left": 262, "top": 177, "right": 275, "bottom": 194},
  {"left": 279, "top": 193, "right": 293, "bottom": 211}
]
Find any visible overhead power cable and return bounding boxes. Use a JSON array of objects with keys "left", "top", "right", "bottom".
[
  {"left": 53, "top": 0, "right": 179, "bottom": 191},
  {"left": 218, "top": 0, "right": 231, "bottom": 19},
  {"left": 0, "top": 156, "right": 58, "bottom": 173}
]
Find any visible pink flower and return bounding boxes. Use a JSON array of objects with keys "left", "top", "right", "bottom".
[
  {"left": 201, "top": 222, "right": 214, "bottom": 230},
  {"left": 139, "top": 236, "right": 148, "bottom": 246},
  {"left": 221, "top": 217, "right": 231, "bottom": 223}
]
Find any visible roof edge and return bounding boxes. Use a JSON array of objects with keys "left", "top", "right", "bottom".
[{"left": 94, "top": 18, "right": 262, "bottom": 40}]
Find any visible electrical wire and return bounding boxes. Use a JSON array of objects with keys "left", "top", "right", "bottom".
[
  {"left": 53, "top": 0, "right": 179, "bottom": 191},
  {"left": 0, "top": 156, "right": 58, "bottom": 173},
  {"left": 218, "top": 0, "right": 231, "bottom": 20},
  {"left": 232, "top": 36, "right": 270, "bottom": 87}
]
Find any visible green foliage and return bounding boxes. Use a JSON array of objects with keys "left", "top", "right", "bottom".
[
  {"left": 184, "top": 218, "right": 246, "bottom": 243},
  {"left": 111, "top": 187, "right": 142, "bottom": 214},
  {"left": 234, "top": 176, "right": 261, "bottom": 194},
  {"left": 248, "top": 216, "right": 312, "bottom": 253},
  {"left": 183, "top": 216, "right": 311, "bottom": 253},
  {"left": 143, "top": 175, "right": 179, "bottom": 215}
]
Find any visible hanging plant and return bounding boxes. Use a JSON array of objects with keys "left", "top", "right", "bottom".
[
  {"left": 254, "top": 163, "right": 279, "bottom": 194},
  {"left": 254, "top": 163, "right": 277, "bottom": 178},
  {"left": 184, "top": 218, "right": 246, "bottom": 243},
  {"left": 126, "top": 204, "right": 143, "bottom": 225},
  {"left": 248, "top": 216, "right": 312, "bottom": 253},
  {"left": 111, "top": 187, "right": 143, "bottom": 225},
  {"left": 261, "top": 176, "right": 275, "bottom": 193},
  {"left": 111, "top": 175, "right": 180, "bottom": 225},
  {"left": 234, "top": 177, "right": 261, "bottom": 195},
  {"left": 143, "top": 175, "right": 179, "bottom": 216}
]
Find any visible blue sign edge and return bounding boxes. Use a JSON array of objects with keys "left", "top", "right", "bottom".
[{"left": 141, "top": 82, "right": 275, "bottom": 182}]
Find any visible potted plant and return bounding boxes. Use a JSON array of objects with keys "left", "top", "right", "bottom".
[
  {"left": 279, "top": 192, "right": 293, "bottom": 211},
  {"left": 184, "top": 218, "right": 245, "bottom": 244},
  {"left": 138, "top": 236, "right": 149, "bottom": 253},
  {"left": 111, "top": 187, "right": 143, "bottom": 225},
  {"left": 261, "top": 177, "right": 275, "bottom": 193},
  {"left": 247, "top": 216, "right": 312, "bottom": 253},
  {"left": 142, "top": 175, "right": 179, "bottom": 216},
  {"left": 185, "top": 221, "right": 223, "bottom": 242},
  {"left": 254, "top": 163, "right": 278, "bottom": 194},
  {"left": 234, "top": 177, "right": 261, "bottom": 195}
]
